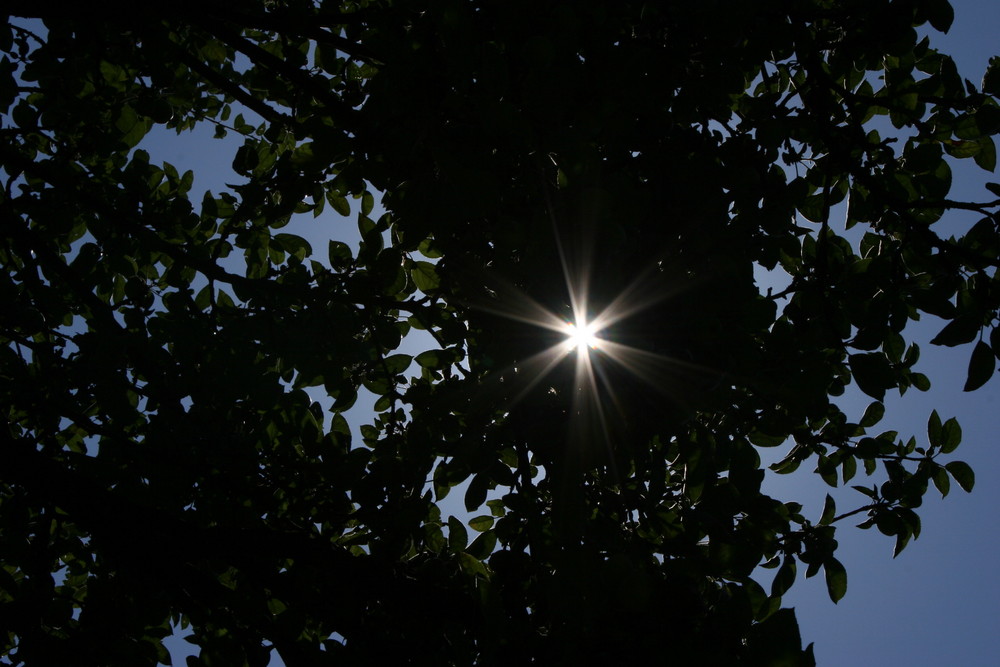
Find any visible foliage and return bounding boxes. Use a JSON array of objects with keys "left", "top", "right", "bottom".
[{"left": 2, "top": 1, "right": 999, "bottom": 664}]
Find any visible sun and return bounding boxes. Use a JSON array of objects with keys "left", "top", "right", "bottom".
[
  {"left": 564, "top": 320, "right": 602, "bottom": 354},
  {"left": 457, "top": 222, "right": 697, "bottom": 430}
]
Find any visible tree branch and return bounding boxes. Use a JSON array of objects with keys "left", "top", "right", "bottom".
[{"left": 166, "top": 41, "right": 291, "bottom": 127}]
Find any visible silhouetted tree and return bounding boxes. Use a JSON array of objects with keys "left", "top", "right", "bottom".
[{"left": 1, "top": 1, "right": 995, "bottom": 664}]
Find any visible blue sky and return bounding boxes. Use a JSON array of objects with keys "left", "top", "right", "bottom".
[{"left": 128, "top": 2, "right": 1000, "bottom": 664}]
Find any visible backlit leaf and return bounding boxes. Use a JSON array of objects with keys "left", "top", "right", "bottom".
[
  {"left": 411, "top": 261, "right": 440, "bottom": 292},
  {"left": 469, "top": 515, "right": 494, "bottom": 532}
]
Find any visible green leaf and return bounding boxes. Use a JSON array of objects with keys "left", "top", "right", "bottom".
[
  {"left": 955, "top": 114, "right": 985, "bottom": 140},
  {"left": 458, "top": 552, "right": 489, "bottom": 578},
  {"left": 910, "top": 372, "right": 931, "bottom": 391},
  {"left": 373, "top": 393, "right": 393, "bottom": 412},
  {"left": 883, "top": 331, "right": 906, "bottom": 362},
  {"left": 433, "top": 462, "right": 453, "bottom": 501},
  {"left": 382, "top": 354, "right": 413, "bottom": 375},
  {"left": 974, "top": 137, "right": 997, "bottom": 172},
  {"left": 274, "top": 233, "right": 312, "bottom": 261},
  {"left": 893, "top": 531, "right": 911, "bottom": 559},
  {"left": 944, "top": 139, "right": 981, "bottom": 159},
  {"left": 486, "top": 498, "right": 506, "bottom": 517},
  {"left": 200, "top": 39, "right": 228, "bottom": 63},
  {"left": 744, "top": 578, "right": 769, "bottom": 620},
  {"left": 963, "top": 340, "right": 995, "bottom": 391},
  {"left": 819, "top": 494, "right": 836, "bottom": 526},
  {"left": 852, "top": 485, "right": 877, "bottom": 499},
  {"left": 330, "top": 413, "right": 351, "bottom": 436},
  {"left": 448, "top": 515, "right": 469, "bottom": 552},
  {"left": 415, "top": 349, "right": 448, "bottom": 369},
  {"left": 328, "top": 240, "right": 353, "bottom": 269},
  {"left": 290, "top": 142, "right": 317, "bottom": 167},
  {"left": 425, "top": 523, "right": 446, "bottom": 553},
  {"left": 939, "top": 417, "right": 962, "bottom": 454},
  {"left": 798, "top": 194, "right": 827, "bottom": 223},
  {"left": 841, "top": 455, "right": 857, "bottom": 484},
  {"left": 466, "top": 529, "right": 497, "bottom": 560},
  {"left": 115, "top": 105, "right": 150, "bottom": 148},
  {"left": 823, "top": 557, "right": 847, "bottom": 603},
  {"left": 327, "top": 193, "right": 351, "bottom": 216},
  {"left": 410, "top": 261, "right": 440, "bottom": 292},
  {"left": 770, "top": 557, "right": 797, "bottom": 597},
  {"left": 749, "top": 431, "right": 786, "bottom": 447},
  {"left": 932, "top": 466, "right": 951, "bottom": 497},
  {"left": 927, "top": 410, "right": 943, "bottom": 448},
  {"left": 468, "top": 515, "right": 494, "bottom": 532},
  {"left": 358, "top": 214, "right": 377, "bottom": 239},
  {"left": 859, "top": 401, "right": 885, "bottom": 428},
  {"left": 417, "top": 237, "right": 444, "bottom": 259},
  {"left": 100, "top": 60, "right": 126, "bottom": 84},
  {"left": 945, "top": 461, "right": 975, "bottom": 492}
]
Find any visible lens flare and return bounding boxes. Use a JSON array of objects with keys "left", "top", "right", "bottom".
[
  {"left": 456, "top": 213, "right": 715, "bottom": 479},
  {"left": 564, "top": 320, "right": 602, "bottom": 353}
]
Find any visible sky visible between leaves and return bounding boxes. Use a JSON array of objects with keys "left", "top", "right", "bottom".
[
  {"left": 760, "top": 3, "right": 1000, "bottom": 664},
  {"left": 117, "top": 2, "right": 1000, "bottom": 665}
]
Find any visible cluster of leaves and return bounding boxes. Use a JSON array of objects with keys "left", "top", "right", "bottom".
[{"left": 1, "top": 1, "right": 998, "bottom": 665}]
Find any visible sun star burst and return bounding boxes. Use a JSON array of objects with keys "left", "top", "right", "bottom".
[
  {"left": 459, "top": 221, "right": 708, "bottom": 462},
  {"left": 564, "top": 320, "right": 602, "bottom": 354}
]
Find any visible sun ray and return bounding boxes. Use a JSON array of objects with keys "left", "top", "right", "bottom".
[
  {"left": 505, "top": 344, "right": 575, "bottom": 406},
  {"left": 569, "top": 345, "right": 620, "bottom": 480},
  {"left": 457, "top": 264, "right": 580, "bottom": 336},
  {"left": 595, "top": 339, "right": 713, "bottom": 389},
  {"left": 462, "top": 208, "right": 718, "bottom": 482},
  {"left": 580, "top": 262, "right": 697, "bottom": 333}
]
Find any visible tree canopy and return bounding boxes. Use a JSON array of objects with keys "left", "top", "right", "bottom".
[{"left": 2, "top": 1, "right": 998, "bottom": 664}]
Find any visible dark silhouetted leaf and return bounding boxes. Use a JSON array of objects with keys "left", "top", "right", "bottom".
[
  {"left": 824, "top": 557, "right": 847, "bottom": 603},
  {"left": 927, "top": 0, "right": 955, "bottom": 33},
  {"left": 946, "top": 461, "right": 975, "bottom": 492},
  {"left": 771, "top": 557, "right": 797, "bottom": 597},
  {"left": 849, "top": 353, "right": 895, "bottom": 400},
  {"left": 928, "top": 410, "right": 943, "bottom": 448},
  {"left": 448, "top": 516, "right": 468, "bottom": 552},
  {"left": 963, "top": 340, "right": 995, "bottom": 391},
  {"left": 931, "top": 315, "right": 981, "bottom": 347},
  {"left": 819, "top": 494, "right": 836, "bottom": 526},
  {"left": 983, "top": 56, "right": 1000, "bottom": 96},
  {"left": 859, "top": 401, "right": 885, "bottom": 428},
  {"left": 932, "top": 466, "right": 951, "bottom": 497},
  {"left": 940, "top": 417, "right": 963, "bottom": 454}
]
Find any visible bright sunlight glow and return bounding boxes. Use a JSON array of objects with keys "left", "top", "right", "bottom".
[
  {"left": 460, "top": 215, "right": 706, "bottom": 462},
  {"left": 564, "top": 320, "right": 602, "bottom": 353}
]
